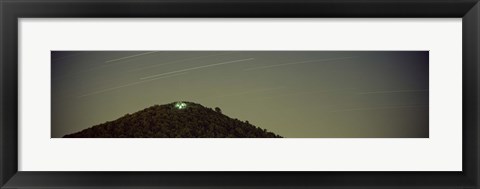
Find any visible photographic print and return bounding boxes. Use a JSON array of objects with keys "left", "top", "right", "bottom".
[{"left": 52, "top": 51, "right": 429, "bottom": 138}]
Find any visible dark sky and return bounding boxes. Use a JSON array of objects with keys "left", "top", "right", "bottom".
[{"left": 51, "top": 51, "right": 429, "bottom": 138}]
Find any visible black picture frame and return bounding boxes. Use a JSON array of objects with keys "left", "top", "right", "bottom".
[{"left": 1, "top": 0, "right": 479, "bottom": 188}]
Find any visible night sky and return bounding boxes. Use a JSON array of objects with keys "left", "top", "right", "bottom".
[{"left": 51, "top": 51, "right": 429, "bottom": 138}]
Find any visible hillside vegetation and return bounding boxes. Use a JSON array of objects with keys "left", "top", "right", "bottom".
[{"left": 63, "top": 102, "right": 282, "bottom": 138}]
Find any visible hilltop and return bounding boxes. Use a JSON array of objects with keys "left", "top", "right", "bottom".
[{"left": 63, "top": 101, "right": 282, "bottom": 138}]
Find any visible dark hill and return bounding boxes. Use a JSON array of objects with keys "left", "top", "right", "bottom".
[{"left": 63, "top": 102, "right": 282, "bottom": 138}]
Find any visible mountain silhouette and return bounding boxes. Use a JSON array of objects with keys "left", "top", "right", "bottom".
[{"left": 63, "top": 102, "right": 282, "bottom": 138}]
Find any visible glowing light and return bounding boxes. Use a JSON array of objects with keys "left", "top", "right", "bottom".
[{"left": 175, "top": 102, "right": 187, "bottom": 109}]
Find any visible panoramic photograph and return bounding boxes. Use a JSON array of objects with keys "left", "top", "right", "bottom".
[{"left": 51, "top": 51, "right": 429, "bottom": 138}]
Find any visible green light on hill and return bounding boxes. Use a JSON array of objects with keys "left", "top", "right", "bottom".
[{"left": 174, "top": 102, "right": 187, "bottom": 109}]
